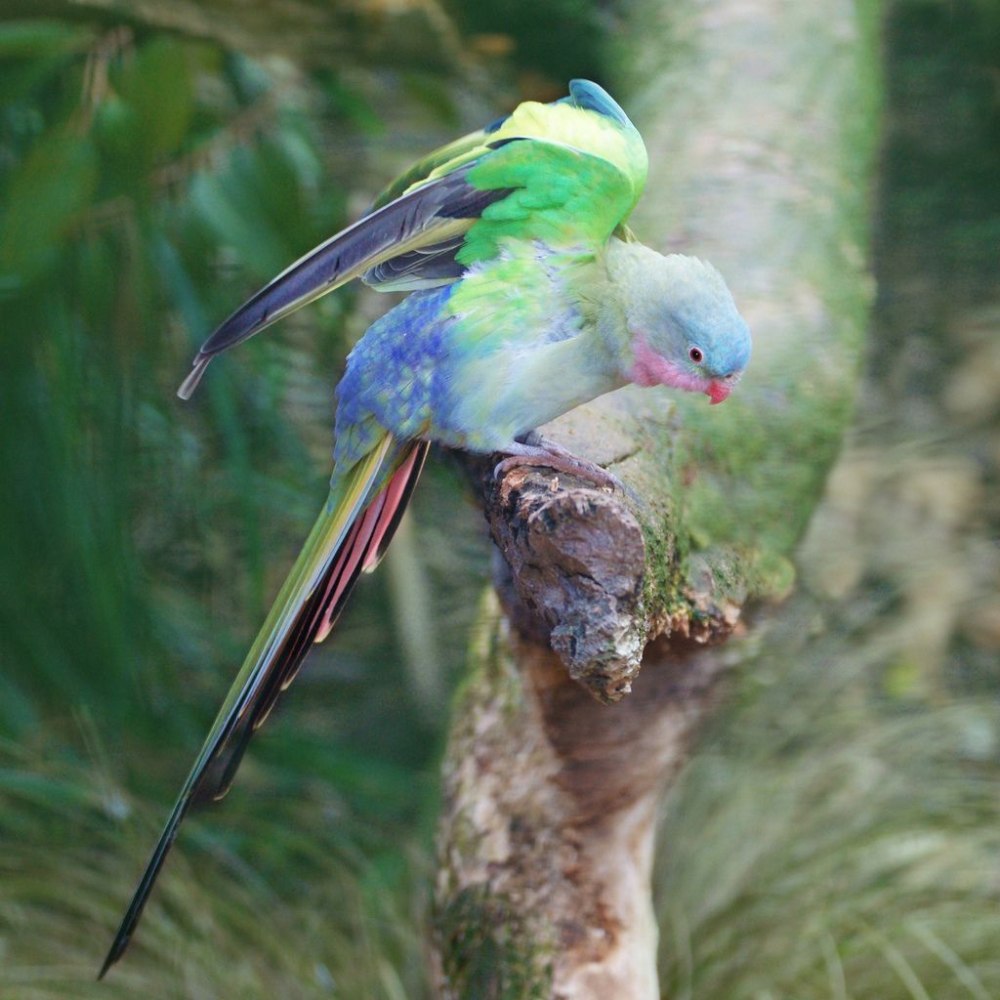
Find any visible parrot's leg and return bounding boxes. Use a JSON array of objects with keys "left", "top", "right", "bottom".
[{"left": 494, "top": 432, "right": 625, "bottom": 492}]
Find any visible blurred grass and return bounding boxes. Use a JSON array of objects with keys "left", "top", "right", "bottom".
[
  {"left": 656, "top": 595, "right": 1000, "bottom": 999},
  {"left": 0, "top": 739, "right": 432, "bottom": 999}
]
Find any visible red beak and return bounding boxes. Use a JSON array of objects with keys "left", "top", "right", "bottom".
[{"left": 706, "top": 380, "right": 731, "bottom": 405}]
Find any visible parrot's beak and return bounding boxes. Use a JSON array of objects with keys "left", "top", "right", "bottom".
[{"left": 706, "top": 380, "right": 732, "bottom": 405}]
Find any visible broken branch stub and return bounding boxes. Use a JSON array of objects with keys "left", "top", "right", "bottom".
[
  {"left": 484, "top": 462, "right": 647, "bottom": 703},
  {"left": 475, "top": 450, "right": 744, "bottom": 703}
]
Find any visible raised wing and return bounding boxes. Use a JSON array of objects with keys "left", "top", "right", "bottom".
[
  {"left": 178, "top": 79, "right": 647, "bottom": 398},
  {"left": 176, "top": 170, "right": 508, "bottom": 398}
]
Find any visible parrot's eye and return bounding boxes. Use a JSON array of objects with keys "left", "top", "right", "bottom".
[{"left": 689, "top": 346, "right": 704, "bottom": 363}]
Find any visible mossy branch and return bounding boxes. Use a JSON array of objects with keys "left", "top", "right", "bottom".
[{"left": 435, "top": 0, "right": 880, "bottom": 995}]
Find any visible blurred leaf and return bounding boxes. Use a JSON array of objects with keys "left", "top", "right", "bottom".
[
  {"left": 0, "top": 126, "right": 98, "bottom": 288},
  {"left": 112, "top": 35, "right": 195, "bottom": 164},
  {"left": 315, "top": 69, "right": 383, "bottom": 133},
  {"left": 0, "top": 19, "right": 93, "bottom": 59},
  {"left": 0, "top": 19, "right": 94, "bottom": 102},
  {"left": 450, "top": 0, "right": 606, "bottom": 84},
  {"left": 188, "top": 138, "right": 322, "bottom": 278},
  {"left": 91, "top": 92, "right": 140, "bottom": 176}
]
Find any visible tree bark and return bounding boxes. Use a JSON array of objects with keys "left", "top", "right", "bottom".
[{"left": 432, "top": 0, "right": 879, "bottom": 996}]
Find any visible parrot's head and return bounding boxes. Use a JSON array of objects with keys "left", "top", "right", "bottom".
[{"left": 614, "top": 245, "right": 751, "bottom": 404}]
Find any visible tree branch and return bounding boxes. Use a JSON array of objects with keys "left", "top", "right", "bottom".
[
  {"left": 472, "top": 438, "right": 742, "bottom": 704},
  {"left": 434, "top": 608, "right": 730, "bottom": 999},
  {"left": 434, "top": 0, "right": 880, "bottom": 994}
]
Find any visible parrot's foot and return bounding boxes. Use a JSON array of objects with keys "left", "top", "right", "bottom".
[{"left": 495, "top": 434, "right": 625, "bottom": 493}]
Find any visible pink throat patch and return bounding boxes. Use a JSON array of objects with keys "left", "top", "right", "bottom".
[{"left": 629, "top": 335, "right": 721, "bottom": 401}]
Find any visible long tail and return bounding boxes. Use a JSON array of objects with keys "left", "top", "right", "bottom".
[{"left": 99, "top": 435, "right": 428, "bottom": 978}]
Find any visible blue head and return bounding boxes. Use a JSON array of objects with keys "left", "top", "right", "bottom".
[{"left": 613, "top": 245, "right": 752, "bottom": 404}]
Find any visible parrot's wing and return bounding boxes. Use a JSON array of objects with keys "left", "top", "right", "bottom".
[
  {"left": 99, "top": 435, "right": 428, "bottom": 978},
  {"left": 178, "top": 80, "right": 647, "bottom": 398},
  {"left": 176, "top": 169, "right": 507, "bottom": 398}
]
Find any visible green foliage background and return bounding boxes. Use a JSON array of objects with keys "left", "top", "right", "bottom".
[{"left": 0, "top": 2, "right": 998, "bottom": 998}]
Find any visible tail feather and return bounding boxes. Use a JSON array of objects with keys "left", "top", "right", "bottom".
[
  {"left": 99, "top": 435, "right": 427, "bottom": 979},
  {"left": 362, "top": 442, "right": 428, "bottom": 571},
  {"left": 316, "top": 440, "right": 428, "bottom": 641}
]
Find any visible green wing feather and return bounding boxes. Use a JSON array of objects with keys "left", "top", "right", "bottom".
[
  {"left": 375, "top": 79, "right": 647, "bottom": 273},
  {"left": 391, "top": 78, "right": 647, "bottom": 206}
]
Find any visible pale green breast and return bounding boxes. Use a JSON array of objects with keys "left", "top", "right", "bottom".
[{"left": 435, "top": 250, "right": 624, "bottom": 451}]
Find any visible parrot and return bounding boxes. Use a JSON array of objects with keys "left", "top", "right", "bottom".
[{"left": 99, "top": 79, "right": 751, "bottom": 976}]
